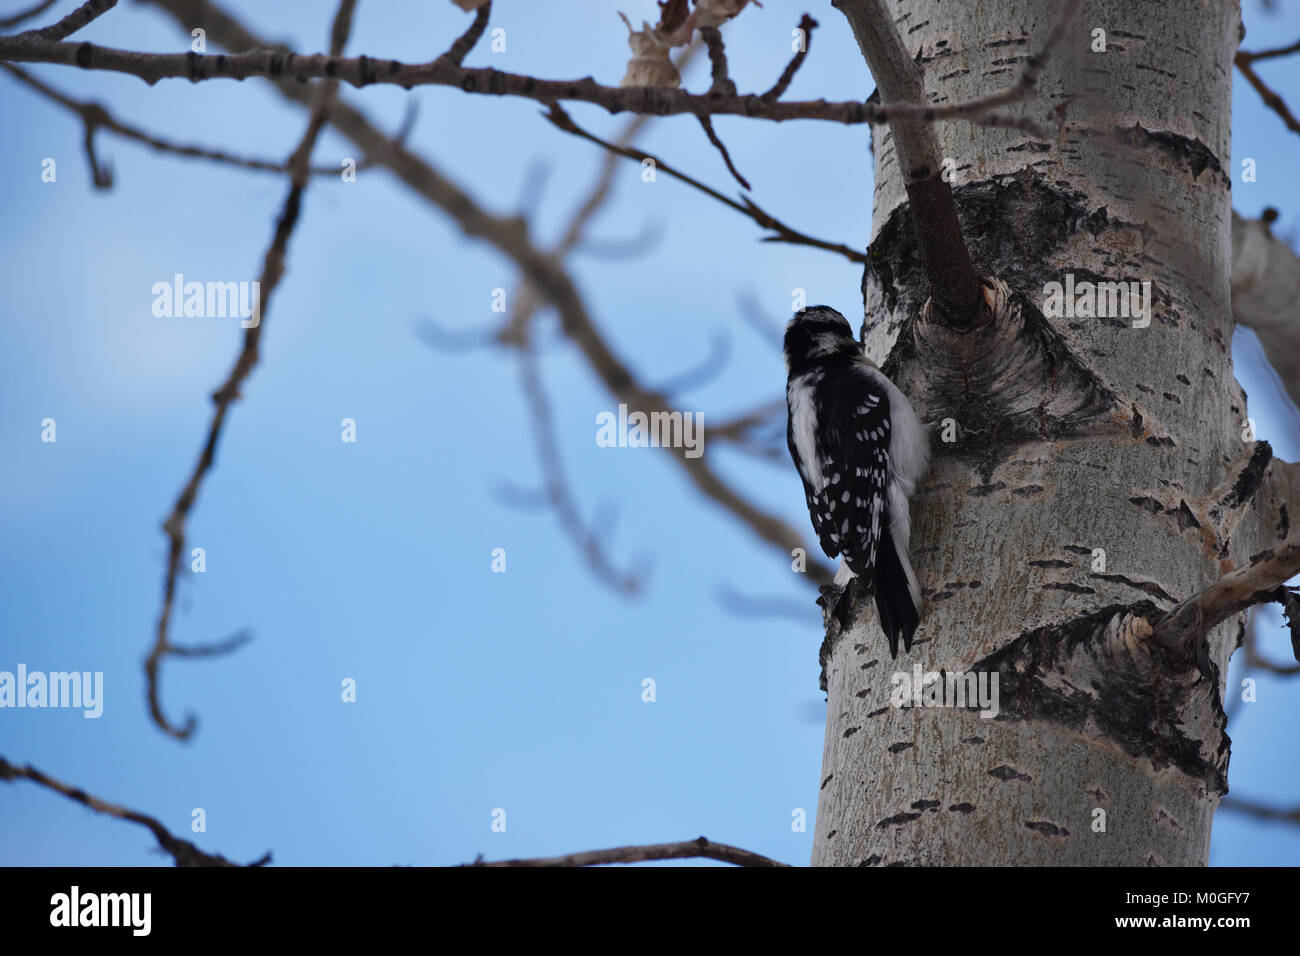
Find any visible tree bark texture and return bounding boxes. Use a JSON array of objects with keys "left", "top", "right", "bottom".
[{"left": 814, "top": 0, "right": 1294, "bottom": 866}]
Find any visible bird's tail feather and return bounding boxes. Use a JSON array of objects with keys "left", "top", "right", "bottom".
[{"left": 873, "top": 524, "right": 921, "bottom": 658}]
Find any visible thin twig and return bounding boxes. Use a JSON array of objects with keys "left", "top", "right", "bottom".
[
  {"left": 762, "top": 14, "right": 818, "bottom": 102},
  {"left": 165, "top": 629, "right": 253, "bottom": 658},
  {"left": 1220, "top": 796, "right": 1300, "bottom": 825},
  {"left": 517, "top": 334, "right": 645, "bottom": 594},
  {"left": 545, "top": 102, "right": 865, "bottom": 264},
  {"left": 696, "top": 112, "right": 749, "bottom": 189},
  {"left": 1242, "top": 590, "right": 1300, "bottom": 674},
  {"left": 710, "top": 399, "right": 786, "bottom": 440},
  {"left": 1, "top": 63, "right": 343, "bottom": 179},
  {"left": 495, "top": 105, "right": 660, "bottom": 590},
  {"left": 81, "top": 108, "right": 112, "bottom": 187},
  {"left": 438, "top": 0, "right": 490, "bottom": 66},
  {"left": 0, "top": 757, "right": 271, "bottom": 866},
  {"left": 22, "top": 0, "right": 115, "bottom": 41},
  {"left": 1151, "top": 534, "right": 1300, "bottom": 660},
  {"left": 0, "top": 23, "right": 1076, "bottom": 136},
  {"left": 699, "top": 25, "right": 735, "bottom": 95},
  {"left": 709, "top": 397, "right": 787, "bottom": 463},
  {"left": 1237, "top": 37, "right": 1300, "bottom": 64},
  {"left": 1235, "top": 53, "right": 1300, "bottom": 137},
  {"left": 147, "top": 0, "right": 357, "bottom": 739},
  {"left": 466, "top": 836, "right": 791, "bottom": 867}
]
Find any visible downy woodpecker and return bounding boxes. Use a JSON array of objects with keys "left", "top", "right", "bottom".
[{"left": 784, "top": 306, "right": 930, "bottom": 657}]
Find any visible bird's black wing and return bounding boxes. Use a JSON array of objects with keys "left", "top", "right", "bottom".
[{"left": 805, "top": 363, "right": 893, "bottom": 579}]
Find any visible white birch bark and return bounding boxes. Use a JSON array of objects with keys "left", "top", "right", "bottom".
[{"left": 814, "top": 0, "right": 1296, "bottom": 866}]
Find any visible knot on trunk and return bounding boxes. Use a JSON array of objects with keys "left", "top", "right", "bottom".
[
  {"left": 887, "top": 275, "right": 1120, "bottom": 453},
  {"left": 971, "top": 603, "right": 1230, "bottom": 795}
]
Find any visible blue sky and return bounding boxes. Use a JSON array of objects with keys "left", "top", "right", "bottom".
[{"left": 1, "top": 0, "right": 1298, "bottom": 867}]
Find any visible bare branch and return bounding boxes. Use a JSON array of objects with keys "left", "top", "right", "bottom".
[
  {"left": 165, "top": 629, "right": 253, "bottom": 659},
  {"left": 466, "top": 835, "right": 791, "bottom": 867},
  {"left": 763, "top": 14, "right": 818, "bottom": 102},
  {"left": 3, "top": 757, "right": 787, "bottom": 867},
  {"left": 517, "top": 335, "right": 645, "bottom": 595},
  {"left": 0, "top": 33, "right": 873, "bottom": 121},
  {"left": 0, "top": 757, "right": 270, "bottom": 866},
  {"left": 710, "top": 398, "right": 786, "bottom": 441},
  {"left": 80, "top": 106, "right": 112, "bottom": 187},
  {"left": 1243, "top": 590, "right": 1300, "bottom": 673},
  {"left": 1220, "top": 796, "right": 1300, "bottom": 825},
  {"left": 135, "top": 0, "right": 830, "bottom": 585},
  {"left": 695, "top": 112, "right": 749, "bottom": 189},
  {"left": 408, "top": 153, "right": 820, "bottom": 578},
  {"left": 1238, "top": 37, "right": 1300, "bottom": 63},
  {"left": 147, "top": 0, "right": 356, "bottom": 739},
  {"left": 489, "top": 102, "right": 655, "bottom": 592},
  {"left": 544, "top": 102, "right": 865, "bottom": 264},
  {"left": 438, "top": 0, "right": 490, "bottom": 67},
  {"left": 488, "top": 64, "right": 716, "bottom": 593},
  {"left": 20, "top": 0, "right": 115, "bottom": 41},
  {"left": 1235, "top": 51, "right": 1300, "bottom": 136},
  {"left": 708, "top": 392, "right": 795, "bottom": 466},
  {"left": 414, "top": 49, "right": 699, "bottom": 593},
  {"left": 699, "top": 25, "right": 735, "bottom": 96},
  {"left": 1151, "top": 532, "right": 1300, "bottom": 660},
  {"left": 1, "top": 63, "right": 343, "bottom": 180}
]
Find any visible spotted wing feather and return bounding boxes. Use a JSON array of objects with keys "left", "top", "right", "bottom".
[{"left": 814, "top": 365, "right": 891, "bottom": 580}]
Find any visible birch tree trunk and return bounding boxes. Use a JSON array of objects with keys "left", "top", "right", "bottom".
[{"left": 813, "top": 0, "right": 1296, "bottom": 866}]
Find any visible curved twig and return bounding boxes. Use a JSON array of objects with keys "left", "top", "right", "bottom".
[
  {"left": 763, "top": 14, "right": 818, "bottom": 102},
  {"left": 0, "top": 757, "right": 271, "bottom": 866},
  {"left": 147, "top": 0, "right": 356, "bottom": 739}
]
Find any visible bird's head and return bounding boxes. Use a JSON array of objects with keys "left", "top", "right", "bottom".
[{"left": 783, "top": 306, "right": 860, "bottom": 374}]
